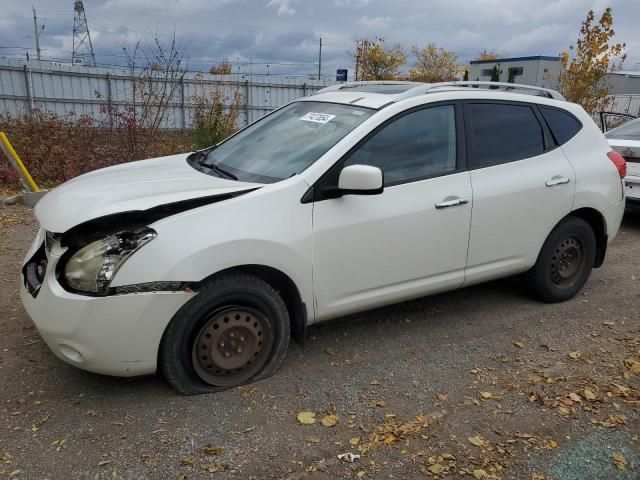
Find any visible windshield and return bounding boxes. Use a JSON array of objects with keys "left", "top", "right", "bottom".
[
  {"left": 199, "top": 101, "right": 374, "bottom": 183},
  {"left": 606, "top": 117, "right": 640, "bottom": 141}
]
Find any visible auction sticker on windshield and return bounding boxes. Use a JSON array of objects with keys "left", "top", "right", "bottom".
[{"left": 300, "top": 112, "right": 336, "bottom": 124}]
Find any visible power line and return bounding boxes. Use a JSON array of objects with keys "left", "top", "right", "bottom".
[{"left": 0, "top": 45, "right": 321, "bottom": 66}]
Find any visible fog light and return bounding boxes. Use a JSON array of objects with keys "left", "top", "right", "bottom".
[{"left": 59, "top": 343, "right": 83, "bottom": 363}]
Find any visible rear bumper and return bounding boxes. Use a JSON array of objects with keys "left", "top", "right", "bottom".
[
  {"left": 625, "top": 175, "right": 640, "bottom": 201},
  {"left": 20, "top": 236, "right": 195, "bottom": 377}
]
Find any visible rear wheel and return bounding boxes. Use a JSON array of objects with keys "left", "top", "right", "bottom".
[
  {"left": 524, "top": 216, "right": 596, "bottom": 303},
  {"left": 159, "top": 272, "right": 290, "bottom": 395}
]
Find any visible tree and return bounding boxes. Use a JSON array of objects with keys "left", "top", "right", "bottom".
[
  {"left": 474, "top": 49, "right": 499, "bottom": 61},
  {"left": 409, "top": 43, "right": 461, "bottom": 83},
  {"left": 463, "top": 70, "right": 469, "bottom": 81},
  {"left": 557, "top": 8, "right": 626, "bottom": 115},
  {"left": 210, "top": 59, "right": 233, "bottom": 75},
  {"left": 353, "top": 38, "right": 406, "bottom": 81}
]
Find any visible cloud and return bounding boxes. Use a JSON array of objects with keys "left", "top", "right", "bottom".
[
  {"left": 266, "top": 0, "right": 295, "bottom": 16},
  {"left": 354, "top": 16, "right": 390, "bottom": 31},
  {"left": 334, "top": 0, "right": 370, "bottom": 7},
  {"left": 0, "top": 0, "right": 637, "bottom": 78}
]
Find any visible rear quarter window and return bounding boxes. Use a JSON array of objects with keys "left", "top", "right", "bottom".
[
  {"left": 468, "top": 103, "right": 545, "bottom": 167},
  {"left": 539, "top": 106, "right": 582, "bottom": 145}
]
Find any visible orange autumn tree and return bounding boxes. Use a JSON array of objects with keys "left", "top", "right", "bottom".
[
  {"left": 353, "top": 38, "right": 406, "bottom": 81},
  {"left": 558, "top": 8, "right": 626, "bottom": 115}
]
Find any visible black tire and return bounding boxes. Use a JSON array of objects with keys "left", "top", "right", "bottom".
[
  {"left": 524, "top": 216, "right": 596, "bottom": 303},
  {"left": 159, "top": 272, "right": 290, "bottom": 395}
]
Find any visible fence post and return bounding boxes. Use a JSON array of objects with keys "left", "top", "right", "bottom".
[
  {"left": 244, "top": 80, "right": 250, "bottom": 127},
  {"left": 181, "top": 77, "right": 186, "bottom": 130},
  {"left": 23, "top": 64, "right": 33, "bottom": 115},
  {"left": 302, "top": 82, "right": 307, "bottom": 97},
  {"left": 106, "top": 72, "right": 113, "bottom": 131}
]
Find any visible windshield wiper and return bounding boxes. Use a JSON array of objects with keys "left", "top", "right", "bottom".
[
  {"left": 189, "top": 150, "right": 238, "bottom": 180},
  {"left": 209, "top": 162, "right": 238, "bottom": 181}
]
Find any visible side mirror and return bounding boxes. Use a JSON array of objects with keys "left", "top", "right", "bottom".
[{"left": 336, "top": 165, "right": 384, "bottom": 196}]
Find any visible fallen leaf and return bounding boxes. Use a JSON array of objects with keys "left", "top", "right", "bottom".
[
  {"left": 478, "top": 391, "right": 493, "bottom": 400},
  {"left": 180, "top": 457, "right": 195, "bottom": 466},
  {"left": 321, "top": 414, "right": 339, "bottom": 427},
  {"left": 370, "top": 379, "right": 380, "bottom": 385},
  {"left": 569, "top": 351, "right": 581, "bottom": 360},
  {"left": 569, "top": 392, "right": 582, "bottom": 402},
  {"left": 613, "top": 452, "right": 628, "bottom": 470},
  {"left": 98, "top": 460, "right": 111, "bottom": 467},
  {"left": 325, "top": 347, "right": 339, "bottom": 356},
  {"left": 374, "top": 400, "right": 386, "bottom": 408},
  {"left": 9, "top": 471, "right": 21, "bottom": 478},
  {"left": 349, "top": 437, "right": 360, "bottom": 447},
  {"left": 624, "top": 357, "right": 640, "bottom": 375},
  {"left": 297, "top": 411, "right": 316, "bottom": 425},
  {"left": 583, "top": 388, "right": 597, "bottom": 401},
  {"left": 545, "top": 439, "right": 558, "bottom": 449},
  {"left": 559, "top": 397, "right": 574, "bottom": 407},
  {"left": 473, "top": 469, "right": 488, "bottom": 480},
  {"left": 427, "top": 463, "right": 445, "bottom": 475},
  {"left": 436, "top": 393, "right": 448, "bottom": 401},
  {"left": 468, "top": 435, "right": 490, "bottom": 449},
  {"left": 514, "top": 341, "right": 525, "bottom": 349},
  {"left": 203, "top": 445, "right": 221, "bottom": 455}
]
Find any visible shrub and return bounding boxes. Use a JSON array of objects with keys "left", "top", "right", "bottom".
[
  {"left": 191, "top": 87, "right": 243, "bottom": 149},
  {"left": 0, "top": 109, "right": 190, "bottom": 187}
]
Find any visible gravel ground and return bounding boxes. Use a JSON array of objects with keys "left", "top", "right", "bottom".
[{"left": 0, "top": 201, "right": 639, "bottom": 480}]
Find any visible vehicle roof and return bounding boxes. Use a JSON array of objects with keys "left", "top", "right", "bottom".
[{"left": 301, "top": 81, "right": 566, "bottom": 110}]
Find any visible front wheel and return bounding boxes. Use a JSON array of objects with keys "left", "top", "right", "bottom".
[
  {"left": 159, "top": 272, "right": 290, "bottom": 395},
  {"left": 524, "top": 216, "right": 596, "bottom": 303}
]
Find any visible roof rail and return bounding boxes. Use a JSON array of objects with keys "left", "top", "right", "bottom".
[
  {"left": 395, "top": 81, "right": 565, "bottom": 101},
  {"left": 315, "top": 80, "right": 420, "bottom": 95}
]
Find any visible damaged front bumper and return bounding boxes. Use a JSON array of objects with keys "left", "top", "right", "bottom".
[{"left": 20, "top": 230, "right": 195, "bottom": 377}]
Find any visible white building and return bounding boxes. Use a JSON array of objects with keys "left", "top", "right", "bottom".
[{"left": 468, "top": 56, "right": 562, "bottom": 89}]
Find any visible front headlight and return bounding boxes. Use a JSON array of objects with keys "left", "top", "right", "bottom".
[{"left": 64, "top": 228, "right": 156, "bottom": 294}]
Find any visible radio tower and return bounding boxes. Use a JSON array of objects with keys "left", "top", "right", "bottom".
[{"left": 72, "top": 1, "right": 96, "bottom": 66}]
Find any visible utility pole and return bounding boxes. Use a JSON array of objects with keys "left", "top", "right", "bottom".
[
  {"left": 318, "top": 37, "right": 322, "bottom": 80},
  {"left": 32, "top": 6, "right": 42, "bottom": 61}
]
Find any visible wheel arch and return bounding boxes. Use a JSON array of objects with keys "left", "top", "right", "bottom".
[
  {"left": 568, "top": 207, "right": 607, "bottom": 268},
  {"left": 199, "top": 265, "right": 307, "bottom": 344}
]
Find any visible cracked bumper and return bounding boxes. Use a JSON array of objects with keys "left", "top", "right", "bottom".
[{"left": 19, "top": 235, "right": 195, "bottom": 377}]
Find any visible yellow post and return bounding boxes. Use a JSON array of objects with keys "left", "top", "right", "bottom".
[{"left": 0, "top": 131, "right": 40, "bottom": 192}]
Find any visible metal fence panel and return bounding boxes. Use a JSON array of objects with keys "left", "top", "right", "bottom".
[{"left": 0, "top": 58, "right": 332, "bottom": 128}]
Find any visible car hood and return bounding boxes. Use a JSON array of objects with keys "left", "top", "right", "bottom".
[{"left": 35, "top": 153, "right": 263, "bottom": 233}]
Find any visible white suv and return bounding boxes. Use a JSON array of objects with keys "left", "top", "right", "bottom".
[{"left": 20, "top": 81, "right": 626, "bottom": 395}]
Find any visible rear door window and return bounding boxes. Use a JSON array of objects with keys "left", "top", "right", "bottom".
[
  {"left": 468, "top": 103, "right": 545, "bottom": 167},
  {"left": 540, "top": 107, "right": 582, "bottom": 145}
]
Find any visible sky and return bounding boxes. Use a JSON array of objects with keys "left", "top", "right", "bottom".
[{"left": 0, "top": 0, "right": 639, "bottom": 79}]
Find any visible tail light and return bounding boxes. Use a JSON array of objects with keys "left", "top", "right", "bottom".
[{"left": 607, "top": 151, "right": 627, "bottom": 179}]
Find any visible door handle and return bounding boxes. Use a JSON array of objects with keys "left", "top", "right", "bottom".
[
  {"left": 435, "top": 197, "right": 469, "bottom": 209},
  {"left": 546, "top": 176, "right": 570, "bottom": 187}
]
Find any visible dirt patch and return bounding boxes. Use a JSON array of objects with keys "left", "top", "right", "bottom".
[{"left": 0, "top": 207, "right": 639, "bottom": 479}]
